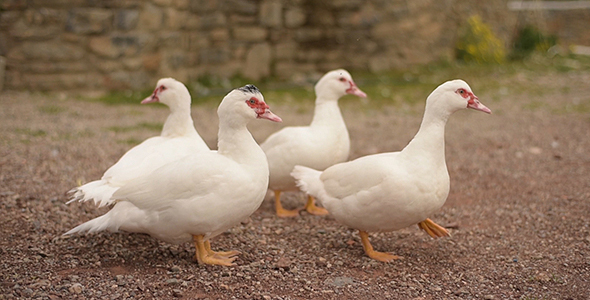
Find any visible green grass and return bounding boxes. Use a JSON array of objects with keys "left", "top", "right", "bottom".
[
  {"left": 39, "top": 105, "right": 66, "bottom": 114},
  {"left": 15, "top": 128, "right": 47, "bottom": 137},
  {"left": 118, "top": 138, "right": 144, "bottom": 146},
  {"left": 107, "top": 122, "right": 163, "bottom": 133},
  {"left": 87, "top": 54, "right": 590, "bottom": 113}
]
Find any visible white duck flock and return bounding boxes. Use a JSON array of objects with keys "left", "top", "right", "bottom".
[
  {"left": 68, "top": 78, "right": 210, "bottom": 207},
  {"left": 66, "top": 85, "right": 282, "bottom": 266},
  {"left": 261, "top": 69, "right": 367, "bottom": 217},
  {"left": 292, "top": 79, "right": 491, "bottom": 262}
]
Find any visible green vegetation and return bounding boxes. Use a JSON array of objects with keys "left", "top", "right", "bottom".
[
  {"left": 39, "top": 105, "right": 66, "bottom": 114},
  {"left": 510, "top": 25, "right": 557, "bottom": 60},
  {"left": 107, "top": 122, "right": 163, "bottom": 133},
  {"left": 15, "top": 128, "right": 47, "bottom": 137},
  {"left": 456, "top": 15, "right": 506, "bottom": 64},
  {"left": 118, "top": 138, "right": 144, "bottom": 145},
  {"left": 86, "top": 51, "right": 590, "bottom": 116}
]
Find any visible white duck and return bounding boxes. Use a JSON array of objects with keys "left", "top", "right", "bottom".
[
  {"left": 292, "top": 79, "right": 491, "bottom": 262},
  {"left": 65, "top": 85, "right": 282, "bottom": 266},
  {"left": 68, "top": 78, "right": 210, "bottom": 207},
  {"left": 261, "top": 69, "right": 367, "bottom": 217}
]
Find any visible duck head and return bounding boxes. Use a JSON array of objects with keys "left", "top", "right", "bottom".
[
  {"left": 141, "top": 78, "right": 191, "bottom": 111},
  {"left": 314, "top": 69, "right": 367, "bottom": 100},
  {"left": 218, "top": 84, "right": 282, "bottom": 125},
  {"left": 427, "top": 79, "right": 492, "bottom": 115}
]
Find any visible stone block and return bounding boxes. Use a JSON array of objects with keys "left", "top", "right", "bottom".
[
  {"left": 233, "top": 27, "right": 268, "bottom": 42},
  {"left": 172, "top": 0, "right": 189, "bottom": 9},
  {"left": 24, "top": 7, "right": 66, "bottom": 25},
  {"left": 274, "top": 42, "right": 297, "bottom": 60},
  {"left": 107, "top": 70, "right": 150, "bottom": 90},
  {"left": 274, "top": 61, "right": 296, "bottom": 79},
  {"left": 269, "top": 29, "right": 290, "bottom": 43},
  {"left": 22, "top": 73, "right": 99, "bottom": 91},
  {"left": 89, "top": 36, "right": 121, "bottom": 58},
  {"left": 184, "top": 14, "right": 200, "bottom": 29},
  {"left": 0, "top": 56, "right": 5, "bottom": 92},
  {"left": 0, "top": 11, "right": 21, "bottom": 30},
  {"left": 9, "top": 19, "right": 61, "bottom": 40},
  {"left": 309, "top": 9, "right": 334, "bottom": 26},
  {"left": 153, "top": 0, "right": 173, "bottom": 6},
  {"left": 210, "top": 28, "right": 229, "bottom": 42},
  {"left": 324, "top": 49, "right": 343, "bottom": 62},
  {"left": 371, "top": 21, "right": 397, "bottom": 40},
  {"left": 15, "top": 41, "right": 85, "bottom": 61},
  {"left": 296, "top": 49, "right": 323, "bottom": 62},
  {"left": 200, "top": 12, "right": 226, "bottom": 29},
  {"left": 112, "top": 35, "right": 140, "bottom": 56},
  {"left": 163, "top": 51, "right": 188, "bottom": 69},
  {"left": 295, "top": 28, "right": 323, "bottom": 42},
  {"left": 115, "top": 9, "right": 139, "bottom": 30},
  {"left": 260, "top": 0, "right": 282, "bottom": 28},
  {"left": 30, "top": 0, "right": 87, "bottom": 8},
  {"left": 232, "top": 44, "right": 247, "bottom": 59},
  {"left": 0, "top": 32, "right": 8, "bottom": 56},
  {"left": 189, "top": 33, "right": 210, "bottom": 50},
  {"left": 166, "top": 8, "right": 188, "bottom": 30},
  {"left": 199, "top": 47, "right": 230, "bottom": 64},
  {"left": 20, "top": 61, "right": 88, "bottom": 73},
  {"left": 336, "top": 11, "right": 361, "bottom": 28},
  {"left": 189, "top": 0, "right": 219, "bottom": 13},
  {"left": 242, "top": 43, "right": 271, "bottom": 80},
  {"left": 160, "top": 32, "right": 188, "bottom": 49},
  {"left": 66, "top": 8, "right": 112, "bottom": 34},
  {"left": 1, "top": 0, "right": 28, "bottom": 10},
  {"left": 123, "top": 57, "right": 143, "bottom": 70},
  {"left": 330, "top": 0, "right": 362, "bottom": 9},
  {"left": 142, "top": 53, "right": 162, "bottom": 71},
  {"left": 207, "top": 60, "right": 241, "bottom": 78},
  {"left": 94, "top": 60, "right": 121, "bottom": 72},
  {"left": 229, "top": 14, "right": 257, "bottom": 25},
  {"left": 136, "top": 33, "right": 158, "bottom": 53},
  {"left": 138, "top": 3, "right": 164, "bottom": 30},
  {"left": 221, "top": 0, "right": 257, "bottom": 15},
  {"left": 285, "top": 8, "right": 305, "bottom": 28}
]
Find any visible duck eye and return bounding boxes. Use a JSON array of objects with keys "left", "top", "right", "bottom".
[
  {"left": 249, "top": 98, "right": 256, "bottom": 104},
  {"left": 339, "top": 78, "right": 346, "bottom": 82},
  {"left": 459, "top": 89, "right": 464, "bottom": 94}
]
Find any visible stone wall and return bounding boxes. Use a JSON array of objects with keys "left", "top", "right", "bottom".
[{"left": 0, "top": 0, "right": 584, "bottom": 92}]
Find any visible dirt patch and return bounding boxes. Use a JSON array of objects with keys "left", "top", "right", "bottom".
[{"left": 1, "top": 69, "right": 589, "bottom": 299}]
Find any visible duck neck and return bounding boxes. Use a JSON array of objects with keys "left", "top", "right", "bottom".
[
  {"left": 217, "top": 121, "right": 265, "bottom": 166},
  {"left": 401, "top": 106, "right": 451, "bottom": 166},
  {"left": 310, "top": 98, "right": 345, "bottom": 128},
  {"left": 160, "top": 104, "right": 196, "bottom": 137}
]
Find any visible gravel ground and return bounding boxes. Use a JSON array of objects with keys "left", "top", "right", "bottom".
[{"left": 1, "top": 68, "right": 589, "bottom": 300}]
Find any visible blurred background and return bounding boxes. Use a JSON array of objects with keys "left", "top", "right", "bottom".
[{"left": 0, "top": 0, "right": 589, "bottom": 95}]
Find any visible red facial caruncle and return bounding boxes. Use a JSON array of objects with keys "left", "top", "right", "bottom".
[
  {"left": 245, "top": 97, "right": 282, "bottom": 122},
  {"left": 141, "top": 85, "right": 167, "bottom": 104},
  {"left": 246, "top": 97, "right": 268, "bottom": 114},
  {"left": 341, "top": 77, "right": 367, "bottom": 98},
  {"left": 457, "top": 88, "right": 492, "bottom": 114}
]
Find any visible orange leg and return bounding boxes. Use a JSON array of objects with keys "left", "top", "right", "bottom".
[
  {"left": 303, "top": 195, "right": 329, "bottom": 216},
  {"left": 274, "top": 190, "right": 301, "bottom": 218},
  {"left": 192, "top": 235, "right": 238, "bottom": 266},
  {"left": 418, "top": 218, "right": 450, "bottom": 238},
  {"left": 358, "top": 230, "right": 400, "bottom": 262},
  {"left": 204, "top": 240, "right": 241, "bottom": 258}
]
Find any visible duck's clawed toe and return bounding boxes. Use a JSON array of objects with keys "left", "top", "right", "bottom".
[{"left": 418, "top": 218, "right": 450, "bottom": 238}]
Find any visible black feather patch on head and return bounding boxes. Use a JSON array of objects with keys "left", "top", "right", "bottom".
[{"left": 238, "top": 84, "right": 260, "bottom": 95}]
